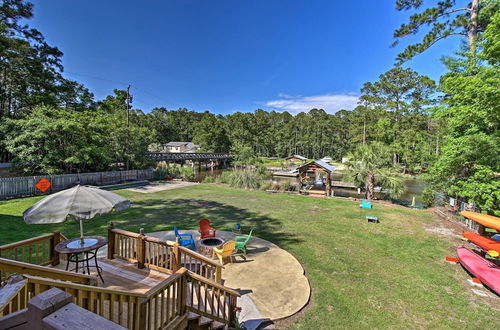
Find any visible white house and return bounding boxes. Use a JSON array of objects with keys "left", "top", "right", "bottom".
[{"left": 163, "top": 142, "right": 200, "bottom": 153}]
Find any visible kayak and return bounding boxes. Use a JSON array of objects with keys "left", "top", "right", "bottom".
[
  {"left": 460, "top": 211, "right": 500, "bottom": 231},
  {"left": 463, "top": 232, "right": 500, "bottom": 254},
  {"left": 457, "top": 246, "right": 500, "bottom": 295}
]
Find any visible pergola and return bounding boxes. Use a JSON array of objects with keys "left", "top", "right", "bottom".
[{"left": 297, "top": 160, "right": 335, "bottom": 197}]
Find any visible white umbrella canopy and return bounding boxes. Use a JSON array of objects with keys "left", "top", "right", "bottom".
[{"left": 23, "top": 185, "right": 130, "bottom": 240}]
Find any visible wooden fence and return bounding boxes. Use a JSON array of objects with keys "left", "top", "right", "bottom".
[{"left": 0, "top": 169, "right": 153, "bottom": 200}]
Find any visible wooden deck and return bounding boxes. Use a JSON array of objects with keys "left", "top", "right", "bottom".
[
  {"left": 51, "top": 258, "right": 169, "bottom": 293},
  {"left": 1, "top": 230, "right": 239, "bottom": 329}
]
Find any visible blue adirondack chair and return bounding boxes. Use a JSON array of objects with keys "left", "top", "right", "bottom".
[
  {"left": 174, "top": 226, "right": 195, "bottom": 250},
  {"left": 360, "top": 200, "right": 372, "bottom": 209}
]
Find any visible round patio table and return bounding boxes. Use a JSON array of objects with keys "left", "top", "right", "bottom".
[{"left": 55, "top": 236, "right": 107, "bottom": 282}]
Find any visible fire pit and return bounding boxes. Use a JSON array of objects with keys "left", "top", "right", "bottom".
[{"left": 198, "top": 237, "right": 224, "bottom": 257}]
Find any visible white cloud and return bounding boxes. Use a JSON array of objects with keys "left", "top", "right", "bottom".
[{"left": 264, "top": 93, "right": 359, "bottom": 114}]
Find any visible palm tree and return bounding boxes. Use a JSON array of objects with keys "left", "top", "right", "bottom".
[{"left": 345, "top": 142, "right": 405, "bottom": 200}]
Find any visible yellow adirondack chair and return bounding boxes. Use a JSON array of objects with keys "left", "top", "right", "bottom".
[{"left": 212, "top": 240, "right": 236, "bottom": 264}]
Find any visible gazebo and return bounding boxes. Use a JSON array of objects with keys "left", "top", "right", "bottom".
[{"left": 297, "top": 160, "right": 335, "bottom": 197}]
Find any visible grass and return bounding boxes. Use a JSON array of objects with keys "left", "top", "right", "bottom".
[{"left": 0, "top": 184, "right": 499, "bottom": 328}]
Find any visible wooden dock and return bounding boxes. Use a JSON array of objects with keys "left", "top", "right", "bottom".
[
  {"left": 331, "top": 181, "right": 357, "bottom": 189},
  {"left": 272, "top": 171, "right": 298, "bottom": 177}
]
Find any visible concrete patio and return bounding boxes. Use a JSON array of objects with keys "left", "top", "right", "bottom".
[{"left": 147, "top": 230, "right": 311, "bottom": 322}]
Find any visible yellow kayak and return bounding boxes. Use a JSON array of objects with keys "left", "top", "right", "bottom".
[{"left": 460, "top": 211, "right": 500, "bottom": 231}]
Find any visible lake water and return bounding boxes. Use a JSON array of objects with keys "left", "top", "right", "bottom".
[{"left": 193, "top": 168, "right": 428, "bottom": 208}]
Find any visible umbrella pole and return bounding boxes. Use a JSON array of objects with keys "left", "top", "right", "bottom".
[{"left": 80, "top": 220, "right": 84, "bottom": 244}]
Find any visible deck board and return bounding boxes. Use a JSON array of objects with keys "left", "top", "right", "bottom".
[{"left": 50, "top": 258, "right": 169, "bottom": 293}]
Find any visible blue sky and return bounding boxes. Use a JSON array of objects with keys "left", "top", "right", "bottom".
[{"left": 30, "top": 0, "right": 460, "bottom": 114}]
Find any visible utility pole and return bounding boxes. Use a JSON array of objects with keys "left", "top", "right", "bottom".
[
  {"left": 125, "top": 85, "right": 131, "bottom": 170},
  {"left": 362, "top": 117, "right": 366, "bottom": 145}
]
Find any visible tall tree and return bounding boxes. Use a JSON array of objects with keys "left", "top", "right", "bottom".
[
  {"left": 193, "top": 112, "right": 230, "bottom": 152},
  {"left": 360, "top": 67, "right": 436, "bottom": 167},
  {"left": 0, "top": 0, "right": 93, "bottom": 118},
  {"left": 392, "top": 0, "right": 499, "bottom": 62},
  {"left": 428, "top": 11, "right": 500, "bottom": 214}
]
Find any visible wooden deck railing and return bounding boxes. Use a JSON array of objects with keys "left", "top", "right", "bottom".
[
  {"left": 177, "top": 245, "right": 222, "bottom": 283},
  {"left": 1, "top": 228, "right": 238, "bottom": 328},
  {"left": 143, "top": 235, "right": 175, "bottom": 272},
  {"left": 0, "top": 258, "right": 97, "bottom": 286},
  {"left": 186, "top": 271, "right": 239, "bottom": 325},
  {"left": 24, "top": 275, "right": 145, "bottom": 329},
  {"left": 0, "top": 277, "right": 28, "bottom": 317},
  {"left": 108, "top": 225, "right": 224, "bottom": 283},
  {"left": 141, "top": 268, "right": 187, "bottom": 329},
  {"left": 0, "top": 270, "right": 239, "bottom": 329},
  {"left": 0, "top": 232, "right": 63, "bottom": 267},
  {"left": 108, "top": 228, "right": 140, "bottom": 263}
]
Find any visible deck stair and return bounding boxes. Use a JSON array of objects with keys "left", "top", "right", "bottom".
[{"left": 187, "top": 311, "right": 227, "bottom": 330}]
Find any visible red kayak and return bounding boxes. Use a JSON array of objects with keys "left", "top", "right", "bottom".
[
  {"left": 457, "top": 246, "right": 500, "bottom": 295},
  {"left": 463, "top": 232, "right": 500, "bottom": 254}
]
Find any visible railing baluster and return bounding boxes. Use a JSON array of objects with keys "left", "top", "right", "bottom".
[{"left": 166, "top": 284, "right": 171, "bottom": 323}]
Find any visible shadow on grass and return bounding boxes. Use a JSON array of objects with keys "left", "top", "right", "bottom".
[{"left": 106, "top": 198, "right": 302, "bottom": 248}]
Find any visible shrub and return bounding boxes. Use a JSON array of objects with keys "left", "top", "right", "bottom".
[
  {"left": 216, "top": 171, "right": 232, "bottom": 184},
  {"left": 421, "top": 188, "right": 437, "bottom": 208},
  {"left": 271, "top": 182, "right": 280, "bottom": 191},
  {"left": 180, "top": 167, "right": 195, "bottom": 181},
  {"left": 154, "top": 164, "right": 181, "bottom": 179},
  {"left": 257, "top": 164, "right": 267, "bottom": 175},
  {"left": 279, "top": 181, "right": 291, "bottom": 192},
  {"left": 260, "top": 182, "right": 272, "bottom": 191},
  {"left": 163, "top": 164, "right": 181, "bottom": 178},
  {"left": 153, "top": 167, "right": 169, "bottom": 180},
  {"left": 202, "top": 176, "right": 215, "bottom": 183},
  {"left": 228, "top": 170, "right": 262, "bottom": 189}
]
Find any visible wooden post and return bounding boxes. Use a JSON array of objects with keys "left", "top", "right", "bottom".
[
  {"left": 228, "top": 295, "right": 237, "bottom": 327},
  {"left": 215, "top": 266, "right": 222, "bottom": 284},
  {"left": 138, "top": 297, "right": 148, "bottom": 330},
  {"left": 137, "top": 228, "right": 146, "bottom": 269},
  {"left": 326, "top": 172, "right": 331, "bottom": 197},
  {"left": 107, "top": 223, "right": 115, "bottom": 260},
  {"left": 27, "top": 288, "right": 72, "bottom": 329},
  {"left": 172, "top": 242, "right": 181, "bottom": 271},
  {"left": 179, "top": 272, "right": 187, "bottom": 315},
  {"left": 50, "top": 232, "right": 61, "bottom": 266}
]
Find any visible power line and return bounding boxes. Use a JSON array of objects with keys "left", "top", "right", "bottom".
[
  {"left": 64, "top": 70, "right": 170, "bottom": 105},
  {"left": 132, "top": 87, "right": 169, "bottom": 104},
  {"left": 64, "top": 71, "right": 129, "bottom": 86}
]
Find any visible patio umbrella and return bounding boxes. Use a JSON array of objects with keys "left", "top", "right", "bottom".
[{"left": 23, "top": 185, "right": 130, "bottom": 243}]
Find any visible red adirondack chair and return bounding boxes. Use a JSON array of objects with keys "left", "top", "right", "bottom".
[{"left": 198, "top": 218, "right": 216, "bottom": 239}]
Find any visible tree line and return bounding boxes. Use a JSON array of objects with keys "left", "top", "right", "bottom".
[{"left": 0, "top": 0, "right": 498, "bottom": 213}]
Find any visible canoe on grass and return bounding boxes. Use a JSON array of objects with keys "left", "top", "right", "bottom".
[
  {"left": 460, "top": 211, "right": 500, "bottom": 231},
  {"left": 457, "top": 246, "right": 500, "bottom": 296},
  {"left": 463, "top": 232, "right": 500, "bottom": 254}
]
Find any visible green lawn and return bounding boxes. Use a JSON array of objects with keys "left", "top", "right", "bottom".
[{"left": 0, "top": 184, "right": 498, "bottom": 328}]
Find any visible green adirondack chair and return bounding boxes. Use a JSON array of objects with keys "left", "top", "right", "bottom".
[{"left": 235, "top": 230, "right": 253, "bottom": 255}]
